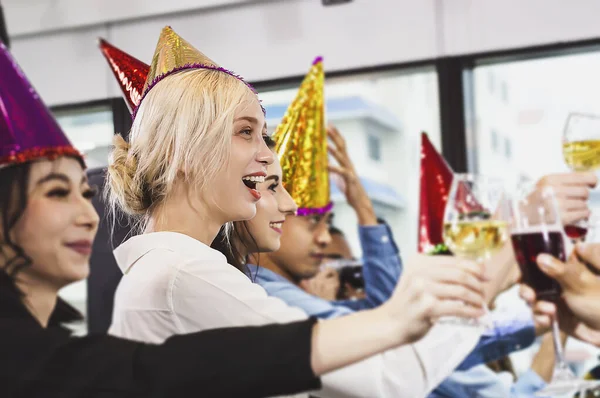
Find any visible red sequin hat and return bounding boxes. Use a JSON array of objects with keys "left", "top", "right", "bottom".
[{"left": 98, "top": 38, "right": 149, "bottom": 113}]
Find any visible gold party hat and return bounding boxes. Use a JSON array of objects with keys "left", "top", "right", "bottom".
[
  {"left": 133, "top": 26, "right": 257, "bottom": 119},
  {"left": 273, "top": 57, "right": 332, "bottom": 215}
]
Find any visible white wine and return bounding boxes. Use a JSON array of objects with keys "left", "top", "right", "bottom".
[
  {"left": 443, "top": 220, "right": 508, "bottom": 259},
  {"left": 563, "top": 139, "right": 600, "bottom": 171}
]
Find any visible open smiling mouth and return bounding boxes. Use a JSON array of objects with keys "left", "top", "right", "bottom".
[{"left": 242, "top": 175, "right": 265, "bottom": 200}]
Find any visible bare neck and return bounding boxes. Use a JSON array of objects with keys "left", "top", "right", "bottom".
[{"left": 146, "top": 195, "right": 223, "bottom": 247}]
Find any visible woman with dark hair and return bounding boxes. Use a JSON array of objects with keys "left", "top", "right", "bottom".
[{"left": 0, "top": 43, "right": 484, "bottom": 398}]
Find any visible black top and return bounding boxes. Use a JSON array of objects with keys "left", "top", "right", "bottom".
[
  {"left": 0, "top": 286, "right": 321, "bottom": 397},
  {"left": 87, "top": 167, "right": 129, "bottom": 333}
]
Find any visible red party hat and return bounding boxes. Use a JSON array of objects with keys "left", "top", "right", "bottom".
[
  {"left": 98, "top": 38, "right": 149, "bottom": 113},
  {"left": 418, "top": 132, "right": 453, "bottom": 253}
]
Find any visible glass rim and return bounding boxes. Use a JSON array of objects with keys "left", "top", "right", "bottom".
[{"left": 565, "top": 111, "right": 600, "bottom": 122}]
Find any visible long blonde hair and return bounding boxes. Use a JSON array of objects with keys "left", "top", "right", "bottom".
[{"left": 106, "top": 68, "right": 258, "bottom": 234}]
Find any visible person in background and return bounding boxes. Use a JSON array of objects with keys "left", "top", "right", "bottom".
[
  {"left": 315, "top": 226, "right": 366, "bottom": 301},
  {"left": 300, "top": 264, "right": 342, "bottom": 302}
]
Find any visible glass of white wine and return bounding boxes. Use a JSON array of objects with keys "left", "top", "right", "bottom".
[
  {"left": 442, "top": 173, "right": 510, "bottom": 326},
  {"left": 562, "top": 112, "right": 600, "bottom": 242}
]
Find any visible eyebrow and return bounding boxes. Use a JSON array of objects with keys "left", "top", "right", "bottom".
[
  {"left": 265, "top": 175, "right": 280, "bottom": 183},
  {"left": 235, "top": 116, "right": 260, "bottom": 125},
  {"left": 36, "top": 173, "right": 87, "bottom": 186},
  {"left": 36, "top": 173, "right": 70, "bottom": 185}
]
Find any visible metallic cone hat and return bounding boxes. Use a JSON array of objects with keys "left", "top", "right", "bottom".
[
  {"left": 0, "top": 43, "right": 82, "bottom": 167},
  {"left": 134, "top": 26, "right": 258, "bottom": 119},
  {"left": 418, "top": 132, "right": 453, "bottom": 253},
  {"left": 98, "top": 38, "right": 149, "bottom": 113},
  {"left": 273, "top": 57, "right": 331, "bottom": 215}
]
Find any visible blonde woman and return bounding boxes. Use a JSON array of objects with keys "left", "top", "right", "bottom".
[{"left": 107, "top": 28, "right": 487, "bottom": 397}]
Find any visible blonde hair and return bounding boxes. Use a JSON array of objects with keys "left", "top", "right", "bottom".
[{"left": 106, "top": 68, "right": 257, "bottom": 233}]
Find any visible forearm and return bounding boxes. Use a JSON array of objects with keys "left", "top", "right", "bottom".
[
  {"left": 531, "top": 332, "right": 567, "bottom": 382},
  {"left": 353, "top": 196, "right": 378, "bottom": 226},
  {"left": 313, "top": 318, "right": 482, "bottom": 397},
  {"left": 311, "top": 306, "right": 406, "bottom": 375},
  {"left": 138, "top": 319, "right": 321, "bottom": 397}
]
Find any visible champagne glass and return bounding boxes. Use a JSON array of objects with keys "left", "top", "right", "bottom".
[
  {"left": 562, "top": 113, "right": 600, "bottom": 242},
  {"left": 510, "top": 184, "right": 600, "bottom": 396},
  {"left": 442, "top": 174, "right": 510, "bottom": 326}
]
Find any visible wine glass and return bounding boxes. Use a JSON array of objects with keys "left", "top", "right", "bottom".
[
  {"left": 510, "top": 184, "right": 600, "bottom": 396},
  {"left": 562, "top": 112, "right": 600, "bottom": 242},
  {"left": 442, "top": 174, "right": 510, "bottom": 326}
]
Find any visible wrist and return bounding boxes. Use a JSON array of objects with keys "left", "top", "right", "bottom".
[
  {"left": 372, "top": 304, "right": 410, "bottom": 348},
  {"left": 354, "top": 203, "right": 378, "bottom": 226}
]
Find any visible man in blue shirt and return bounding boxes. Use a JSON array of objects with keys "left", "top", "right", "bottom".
[{"left": 248, "top": 125, "right": 550, "bottom": 396}]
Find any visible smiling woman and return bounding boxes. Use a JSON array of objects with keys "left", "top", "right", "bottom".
[{"left": 0, "top": 158, "right": 98, "bottom": 328}]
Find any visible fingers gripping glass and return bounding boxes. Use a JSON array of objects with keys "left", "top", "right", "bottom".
[{"left": 511, "top": 184, "right": 600, "bottom": 396}]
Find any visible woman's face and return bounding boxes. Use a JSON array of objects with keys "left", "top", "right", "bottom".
[
  {"left": 243, "top": 157, "right": 298, "bottom": 253},
  {"left": 9, "top": 158, "right": 99, "bottom": 290},
  {"left": 209, "top": 95, "right": 274, "bottom": 223}
]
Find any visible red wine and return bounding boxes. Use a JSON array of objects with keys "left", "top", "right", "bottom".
[
  {"left": 564, "top": 225, "right": 588, "bottom": 240},
  {"left": 511, "top": 229, "right": 565, "bottom": 301}
]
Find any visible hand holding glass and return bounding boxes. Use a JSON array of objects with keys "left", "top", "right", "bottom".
[{"left": 442, "top": 174, "right": 510, "bottom": 326}]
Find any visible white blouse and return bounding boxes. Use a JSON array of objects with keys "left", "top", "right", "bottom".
[{"left": 109, "top": 232, "right": 482, "bottom": 398}]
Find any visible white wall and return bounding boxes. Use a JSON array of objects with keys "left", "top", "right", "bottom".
[{"left": 5, "top": 0, "right": 600, "bottom": 106}]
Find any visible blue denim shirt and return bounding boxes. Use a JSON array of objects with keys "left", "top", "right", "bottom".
[
  {"left": 248, "top": 223, "right": 544, "bottom": 396},
  {"left": 248, "top": 223, "right": 403, "bottom": 318}
]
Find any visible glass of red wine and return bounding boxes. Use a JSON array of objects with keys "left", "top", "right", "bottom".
[{"left": 511, "top": 184, "right": 600, "bottom": 396}]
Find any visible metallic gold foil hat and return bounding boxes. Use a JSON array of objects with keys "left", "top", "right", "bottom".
[
  {"left": 273, "top": 57, "right": 332, "bottom": 216},
  {"left": 133, "top": 26, "right": 258, "bottom": 119}
]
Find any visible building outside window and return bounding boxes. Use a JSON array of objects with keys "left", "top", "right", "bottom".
[{"left": 367, "top": 133, "right": 382, "bottom": 161}]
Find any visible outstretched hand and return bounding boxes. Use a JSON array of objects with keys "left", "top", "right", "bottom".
[{"left": 327, "top": 124, "right": 377, "bottom": 226}]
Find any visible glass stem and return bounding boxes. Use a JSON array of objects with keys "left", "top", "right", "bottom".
[{"left": 551, "top": 315, "right": 569, "bottom": 371}]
